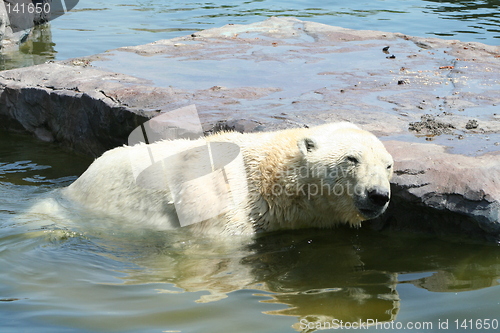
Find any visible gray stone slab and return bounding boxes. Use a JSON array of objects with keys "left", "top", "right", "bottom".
[{"left": 0, "top": 17, "right": 499, "bottom": 241}]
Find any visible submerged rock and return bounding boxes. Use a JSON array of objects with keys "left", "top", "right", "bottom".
[{"left": 0, "top": 17, "right": 499, "bottom": 241}]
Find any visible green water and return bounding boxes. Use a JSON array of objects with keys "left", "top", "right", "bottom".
[
  {"left": 2, "top": 0, "right": 500, "bottom": 332},
  {"left": 1, "top": 131, "right": 500, "bottom": 332}
]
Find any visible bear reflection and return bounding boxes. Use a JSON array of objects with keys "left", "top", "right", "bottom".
[
  {"left": 110, "top": 225, "right": 500, "bottom": 331},
  {"left": 115, "top": 227, "right": 400, "bottom": 328}
]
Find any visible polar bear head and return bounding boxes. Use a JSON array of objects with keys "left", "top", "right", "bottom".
[{"left": 296, "top": 123, "right": 393, "bottom": 226}]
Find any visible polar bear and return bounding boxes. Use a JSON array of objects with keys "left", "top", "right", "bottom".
[{"left": 63, "top": 122, "right": 393, "bottom": 235}]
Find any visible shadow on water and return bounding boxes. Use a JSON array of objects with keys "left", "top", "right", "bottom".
[{"left": 0, "top": 131, "right": 91, "bottom": 185}]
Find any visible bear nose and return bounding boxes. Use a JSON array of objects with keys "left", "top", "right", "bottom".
[{"left": 367, "top": 188, "right": 390, "bottom": 207}]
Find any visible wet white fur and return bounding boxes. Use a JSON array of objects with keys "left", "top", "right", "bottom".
[{"left": 63, "top": 122, "right": 393, "bottom": 235}]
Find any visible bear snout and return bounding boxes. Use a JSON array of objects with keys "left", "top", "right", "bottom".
[
  {"left": 367, "top": 188, "right": 390, "bottom": 207},
  {"left": 354, "top": 186, "right": 391, "bottom": 220}
]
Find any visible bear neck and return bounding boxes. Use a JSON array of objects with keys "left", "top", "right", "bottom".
[{"left": 249, "top": 135, "right": 339, "bottom": 230}]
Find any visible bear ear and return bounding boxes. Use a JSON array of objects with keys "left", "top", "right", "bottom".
[{"left": 298, "top": 137, "right": 318, "bottom": 155}]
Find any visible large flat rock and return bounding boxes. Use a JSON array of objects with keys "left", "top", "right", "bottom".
[{"left": 1, "top": 17, "right": 499, "bottom": 241}]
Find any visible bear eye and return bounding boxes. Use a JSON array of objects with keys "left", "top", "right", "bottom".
[
  {"left": 387, "top": 164, "right": 393, "bottom": 170},
  {"left": 346, "top": 156, "right": 359, "bottom": 164}
]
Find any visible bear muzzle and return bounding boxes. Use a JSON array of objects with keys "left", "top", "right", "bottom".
[{"left": 354, "top": 186, "right": 390, "bottom": 220}]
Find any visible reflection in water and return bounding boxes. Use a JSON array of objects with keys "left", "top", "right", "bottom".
[
  {"left": 410, "top": 269, "right": 499, "bottom": 292},
  {"left": 424, "top": 0, "right": 500, "bottom": 38},
  {"left": 94, "top": 221, "right": 500, "bottom": 331},
  {"left": 0, "top": 23, "right": 56, "bottom": 71},
  {"left": 244, "top": 230, "right": 400, "bottom": 330}
]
